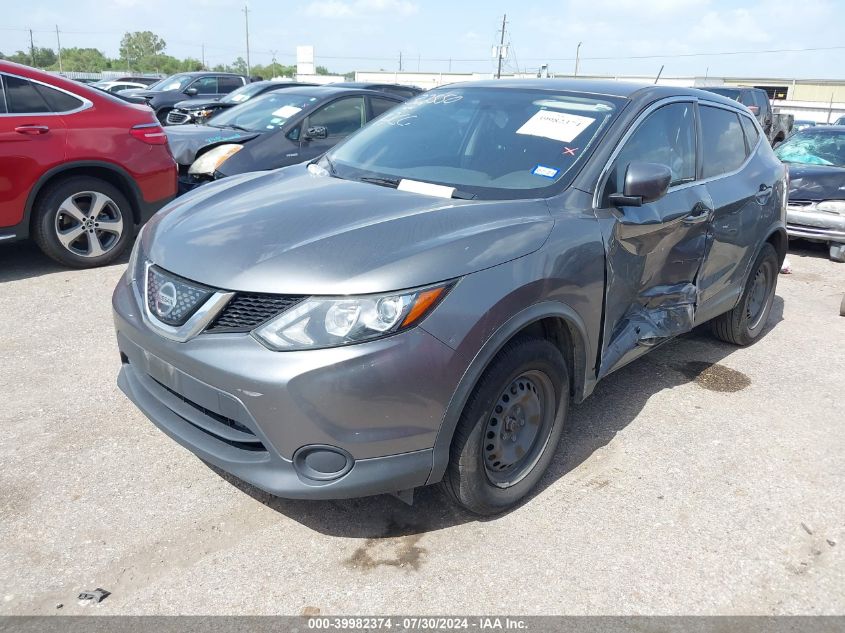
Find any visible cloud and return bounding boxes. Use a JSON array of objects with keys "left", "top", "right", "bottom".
[{"left": 304, "top": 0, "right": 418, "bottom": 19}]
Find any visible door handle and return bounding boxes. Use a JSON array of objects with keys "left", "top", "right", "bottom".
[
  {"left": 15, "top": 125, "right": 50, "bottom": 135},
  {"left": 755, "top": 184, "right": 773, "bottom": 205},
  {"left": 682, "top": 203, "right": 712, "bottom": 225}
]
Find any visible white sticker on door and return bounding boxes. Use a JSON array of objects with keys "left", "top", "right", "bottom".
[{"left": 516, "top": 110, "right": 595, "bottom": 143}]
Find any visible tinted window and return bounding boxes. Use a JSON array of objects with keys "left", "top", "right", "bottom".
[
  {"left": 370, "top": 96, "right": 399, "bottom": 119},
  {"left": 190, "top": 77, "right": 218, "bottom": 93},
  {"left": 740, "top": 115, "right": 760, "bottom": 149},
  {"left": 774, "top": 129, "right": 845, "bottom": 167},
  {"left": 700, "top": 106, "right": 747, "bottom": 178},
  {"left": 606, "top": 102, "right": 696, "bottom": 198},
  {"left": 209, "top": 92, "right": 315, "bottom": 132},
  {"left": 149, "top": 74, "right": 193, "bottom": 91},
  {"left": 703, "top": 88, "right": 741, "bottom": 101},
  {"left": 4, "top": 75, "right": 50, "bottom": 113},
  {"left": 218, "top": 76, "right": 244, "bottom": 93},
  {"left": 328, "top": 88, "right": 620, "bottom": 200},
  {"left": 309, "top": 96, "right": 366, "bottom": 137},
  {"left": 34, "top": 84, "right": 83, "bottom": 112},
  {"left": 0, "top": 77, "right": 7, "bottom": 114}
]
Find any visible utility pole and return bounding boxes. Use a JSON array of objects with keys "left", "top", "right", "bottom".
[
  {"left": 55, "top": 25, "right": 63, "bottom": 73},
  {"left": 398, "top": 51, "right": 403, "bottom": 72},
  {"left": 270, "top": 50, "right": 278, "bottom": 78},
  {"left": 29, "top": 29, "right": 35, "bottom": 67},
  {"left": 574, "top": 42, "right": 581, "bottom": 76},
  {"left": 496, "top": 14, "right": 507, "bottom": 79},
  {"left": 201, "top": 43, "right": 205, "bottom": 69},
  {"left": 243, "top": 4, "right": 251, "bottom": 77}
]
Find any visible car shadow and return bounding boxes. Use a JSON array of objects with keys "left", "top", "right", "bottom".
[
  {"left": 788, "top": 238, "right": 831, "bottom": 260},
  {"left": 208, "top": 296, "right": 785, "bottom": 539},
  {"left": 0, "top": 240, "right": 131, "bottom": 283}
]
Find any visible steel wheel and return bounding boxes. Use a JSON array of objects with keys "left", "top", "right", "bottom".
[
  {"left": 745, "top": 263, "right": 772, "bottom": 329},
  {"left": 482, "top": 369, "right": 556, "bottom": 488},
  {"left": 54, "top": 191, "right": 125, "bottom": 258}
]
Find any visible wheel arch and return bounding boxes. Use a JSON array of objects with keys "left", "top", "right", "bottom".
[
  {"left": 24, "top": 161, "right": 144, "bottom": 238},
  {"left": 766, "top": 226, "right": 788, "bottom": 266},
  {"left": 426, "top": 301, "right": 593, "bottom": 485}
]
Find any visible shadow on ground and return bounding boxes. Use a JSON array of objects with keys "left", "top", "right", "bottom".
[
  {"left": 0, "top": 240, "right": 132, "bottom": 283},
  {"left": 210, "top": 296, "right": 785, "bottom": 539}
]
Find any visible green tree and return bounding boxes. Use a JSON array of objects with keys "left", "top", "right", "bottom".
[
  {"left": 119, "top": 31, "right": 167, "bottom": 72},
  {"left": 316, "top": 65, "right": 330, "bottom": 75},
  {"left": 54, "top": 47, "right": 110, "bottom": 72},
  {"left": 230, "top": 57, "right": 248, "bottom": 75},
  {"left": 6, "top": 47, "right": 56, "bottom": 68}
]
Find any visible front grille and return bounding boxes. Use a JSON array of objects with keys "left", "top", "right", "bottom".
[
  {"left": 206, "top": 293, "right": 305, "bottom": 333},
  {"left": 146, "top": 265, "right": 214, "bottom": 327},
  {"left": 166, "top": 110, "right": 190, "bottom": 125}
]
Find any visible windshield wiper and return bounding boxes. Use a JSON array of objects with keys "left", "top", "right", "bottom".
[{"left": 359, "top": 176, "right": 400, "bottom": 188}]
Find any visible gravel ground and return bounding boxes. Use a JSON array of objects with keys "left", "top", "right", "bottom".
[{"left": 0, "top": 239, "right": 843, "bottom": 616}]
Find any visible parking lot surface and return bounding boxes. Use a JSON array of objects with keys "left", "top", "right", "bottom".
[{"left": 1, "top": 240, "right": 843, "bottom": 615}]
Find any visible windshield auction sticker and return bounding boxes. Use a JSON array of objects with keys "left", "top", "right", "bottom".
[{"left": 516, "top": 110, "right": 595, "bottom": 143}]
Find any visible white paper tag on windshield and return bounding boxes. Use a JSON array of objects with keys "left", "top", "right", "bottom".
[
  {"left": 272, "top": 105, "right": 302, "bottom": 118},
  {"left": 231, "top": 94, "right": 249, "bottom": 102},
  {"left": 516, "top": 110, "right": 595, "bottom": 143},
  {"left": 398, "top": 179, "right": 455, "bottom": 199}
]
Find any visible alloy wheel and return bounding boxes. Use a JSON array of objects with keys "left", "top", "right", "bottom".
[{"left": 54, "top": 191, "right": 125, "bottom": 258}]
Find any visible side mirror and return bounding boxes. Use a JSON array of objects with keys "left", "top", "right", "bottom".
[
  {"left": 609, "top": 162, "right": 672, "bottom": 207},
  {"left": 184, "top": 87, "right": 198, "bottom": 96},
  {"left": 305, "top": 126, "right": 328, "bottom": 140}
]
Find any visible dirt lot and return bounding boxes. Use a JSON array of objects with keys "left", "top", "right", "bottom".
[{"left": 1, "top": 239, "right": 843, "bottom": 615}]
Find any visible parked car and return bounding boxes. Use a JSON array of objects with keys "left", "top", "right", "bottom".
[
  {"left": 336, "top": 82, "right": 423, "bottom": 99},
  {"left": 165, "top": 80, "right": 318, "bottom": 126},
  {"left": 166, "top": 85, "right": 406, "bottom": 193},
  {"left": 792, "top": 119, "right": 816, "bottom": 132},
  {"left": 118, "top": 72, "right": 248, "bottom": 124},
  {"left": 0, "top": 61, "right": 177, "bottom": 267},
  {"left": 774, "top": 125, "right": 845, "bottom": 261},
  {"left": 835, "top": 115, "right": 845, "bottom": 125},
  {"left": 700, "top": 86, "right": 793, "bottom": 145},
  {"left": 92, "top": 80, "right": 148, "bottom": 94},
  {"left": 114, "top": 79, "right": 786, "bottom": 514},
  {"left": 100, "top": 75, "right": 161, "bottom": 87}
]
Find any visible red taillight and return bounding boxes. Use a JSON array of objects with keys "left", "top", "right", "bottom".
[{"left": 130, "top": 123, "right": 168, "bottom": 145}]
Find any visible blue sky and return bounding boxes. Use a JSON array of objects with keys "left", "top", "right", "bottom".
[{"left": 2, "top": 0, "right": 843, "bottom": 78}]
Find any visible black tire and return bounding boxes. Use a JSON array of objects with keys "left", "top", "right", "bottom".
[
  {"left": 32, "top": 176, "right": 132, "bottom": 268},
  {"left": 440, "top": 336, "right": 569, "bottom": 515},
  {"left": 711, "top": 243, "right": 779, "bottom": 345}
]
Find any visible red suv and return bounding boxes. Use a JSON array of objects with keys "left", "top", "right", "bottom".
[{"left": 0, "top": 61, "right": 177, "bottom": 267}]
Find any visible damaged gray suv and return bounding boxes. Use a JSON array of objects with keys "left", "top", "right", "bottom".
[{"left": 113, "top": 80, "right": 787, "bottom": 515}]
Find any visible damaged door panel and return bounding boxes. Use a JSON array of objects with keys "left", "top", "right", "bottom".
[
  {"left": 597, "top": 184, "right": 714, "bottom": 378},
  {"left": 592, "top": 100, "right": 715, "bottom": 379}
]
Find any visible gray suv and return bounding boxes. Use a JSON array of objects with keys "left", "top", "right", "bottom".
[{"left": 113, "top": 80, "right": 787, "bottom": 515}]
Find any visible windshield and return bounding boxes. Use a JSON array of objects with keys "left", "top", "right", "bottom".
[
  {"left": 326, "top": 87, "right": 621, "bottom": 200},
  {"left": 148, "top": 74, "right": 193, "bottom": 92},
  {"left": 774, "top": 129, "right": 845, "bottom": 167},
  {"left": 209, "top": 92, "right": 316, "bottom": 132},
  {"left": 221, "top": 82, "right": 268, "bottom": 104}
]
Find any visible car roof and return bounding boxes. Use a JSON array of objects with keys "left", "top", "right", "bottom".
[
  {"left": 437, "top": 78, "right": 745, "bottom": 108},
  {"left": 273, "top": 85, "right": 405, "bottom": 99},
  {"left": 341, "top": 82, "right": 420, "bottom": 90}
]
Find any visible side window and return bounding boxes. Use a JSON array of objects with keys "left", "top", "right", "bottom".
[
  {"left": 308, "top": 96, "right": 366, "bottom": 138},
  {"left": 190, "top": 77, "right": 218, "bottom": 93},
  {"left": 739, "top": 115, "right": 760, "bottom": 150},
  {"left": 369, "top": 96, "right": 399, "bottom": 120},
  {"left": 4, "top": 75, "right": 51, "bottom": 113},
  {"left": 700, "top": 106, "right": 747, "bottom": 178},
  {"left": 34, "top": 84, "right": 83, "bottom": 112},
  {"left": 604, "top": 102, "right": 696, "bottom": 202},
  {"left": 218, "top": 76, "right": 243, "bottom": 93}
]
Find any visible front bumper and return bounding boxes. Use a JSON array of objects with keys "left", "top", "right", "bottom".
[
  {"left": 112, "top": 279, "right": 466, "bottom": 499},
  {"left": 786, "top": 206, "right": 845, "bottom": 243}
]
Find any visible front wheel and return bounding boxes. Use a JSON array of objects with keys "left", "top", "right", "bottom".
[
  {"left": 711, "top": 243, "right": 779, "bottom": 345},
  {"left": 440, "top": 337, "right": 569, "bottom": 515}
]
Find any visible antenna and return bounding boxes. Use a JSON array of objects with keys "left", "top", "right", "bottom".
[{"left": 654, "top": 64, "right": 664, "bottom": 84}]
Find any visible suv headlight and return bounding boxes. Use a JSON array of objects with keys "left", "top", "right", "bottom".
[
  {"left": 253, "top": 283, "right": 452, "bottom": 351},
  {"left": 188, "top": 144, "right": 243, "bottom": 176},
  {"left": 126, "top": 224, "right": 146, "bottom": 286},
  {"left": 817, "top": 200, "right": 845, "bottom": 215}
]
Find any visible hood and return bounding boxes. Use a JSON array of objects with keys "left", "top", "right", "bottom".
[
  {"left": 119, "top": 88, "right": 154, "bottom": 98},
  {"left": 173, "top": 98, "right": 225, "bottom": 111},
  {"left": 786, "top": 163, "right": 845, "bottom": 201},
  {"left": 164, "top": 124, "right": 260, "bottom": 166},
  {"left": 144, "top": 165, "right": 553, "bottom": 295}
]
